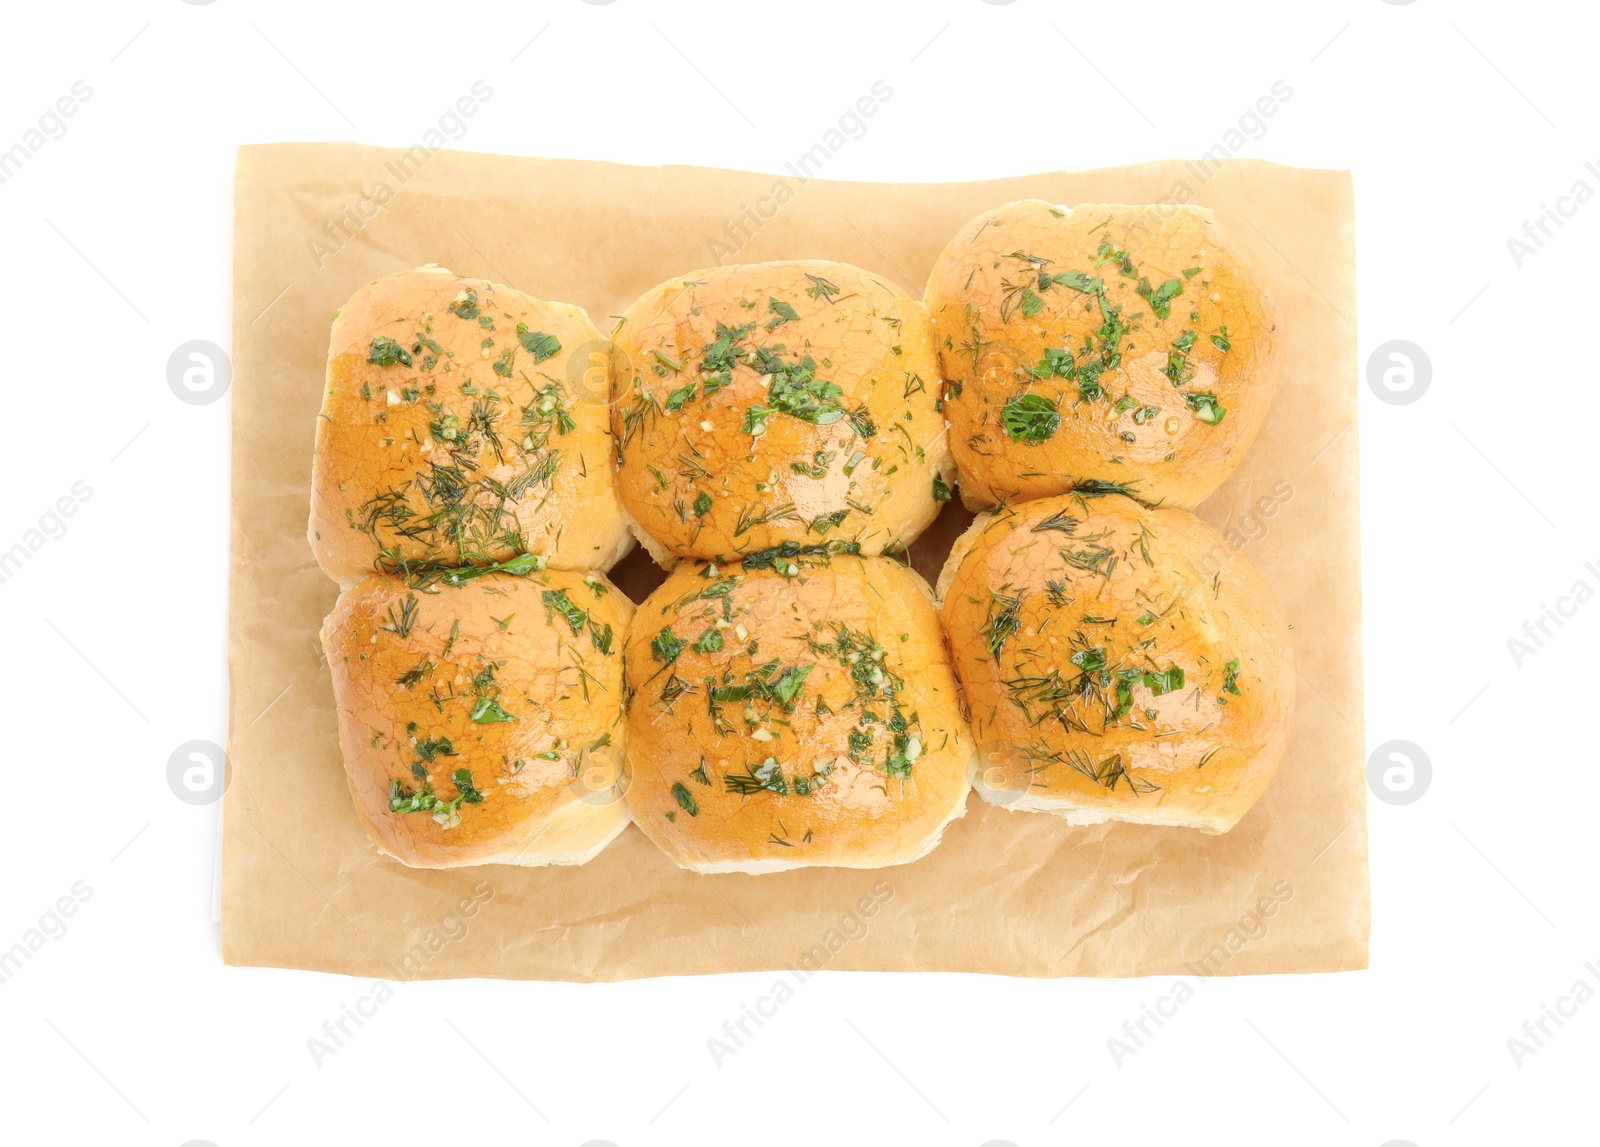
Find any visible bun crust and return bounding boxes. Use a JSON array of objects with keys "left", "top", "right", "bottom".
[
  {"left": 924, "top": 201, "right": 1282, "bottom": 509},
  {"left": 623, "top": 552, "right": 976, "bottom": 872},
  {"left": 939, "top": 492, "right": 1293, "bottom": 833},
  {"left": 310, "top": 267, "right": 629, "bottom": 589},
  {"left": 610, "top": 261, "right": 954, "bottom": 562},
  {"left": 321, "top": 569, "right": 634, "bottom": 867}
]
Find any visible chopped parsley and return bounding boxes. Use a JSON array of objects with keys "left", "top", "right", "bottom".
[
  {"left": 1030, "top": 346, "right": 1075, "bottom": 382},
  {"left": 470, "top": 696, "right": 516, "bottom": 723},
  {"left": 1164, "top": 331, "right": 1197, "bottom": 386},
  {"left": 1142, "top": 665, "right": 1185, "bottom": 695},
  {"left": 1000, "top": 394, "right": 1061, "bottom": 442},
  {"left": 516, "top": 325, "right": 561, "bottom": 363},
  {"left": 671, "top": 782, "right": 699, "bottom": 817},
  {"left": 1070, "top": 647, "right": 1107, "bottom": 673},
  {"left": 367, "top": 336, "right": 412, "bottom": 367},
  {"left": 387, "top": 765, "right": 483, "bottom": 827},
  {"left": 771, "top": 664, "right": 813, "bottom": 707},
  {"left": 540, "top": 588, "right": 588, "bottom": 635},
  {"left": 448, "top": 288, "right": 481, "bottom": 320},
  {"left": 1185, "top": 392, "right": 1226, "bottom": 425},
  {"left": 765, "top": 297, "right": 800, "bottom": 329},
  {"left": 651, "top": 627, "right": 686, "bottom": 662},
  {"left": 1222, "top": 658, "right": 1243, "bottom": 698},
  {"left": 757, "top": 349, "right": 844, "bottom": 425},
  {"left": 1136, "top": 276, "right": 1184, "bottom": 319},
  {"left": 741, "top": 404, "right": 773, "bottom": 435}
]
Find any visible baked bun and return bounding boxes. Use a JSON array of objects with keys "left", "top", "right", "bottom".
[
  {"left": 940, "top": 492, "right": 1293, "bottom": 833},
  {"left": 610, "top": 261, "right": 955, "bottom": 562},
  {"left": 321, "top": 566, "right": 633, "bottom": 867},
  {"left": 924, "top": 201, "right": 1282, "bottom": 509},
  {"left": 623, "top": 548, "right": 976, "bottom": 872},
  {"left": 310, "top": 266, "right": 630, "bottom": 589}
]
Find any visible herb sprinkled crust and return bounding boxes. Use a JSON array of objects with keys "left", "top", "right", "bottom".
[
  {"left": 321, "top": 569, "right": 633, "bottom": 867},
  {"left": 310, "top": 266, "right": 630, "bottom": 590},
  {"left": 610, "top": 260, "right": 955, "bottom": 562},
  {"left": 939, "top": 492, "right": 1294, "bottom": 833},
  {"left": 925, "top": 201, "right": 1283, "bottom": 509},
  {"left": 623, "top": 552, "right": 976, "bottom": 872}
]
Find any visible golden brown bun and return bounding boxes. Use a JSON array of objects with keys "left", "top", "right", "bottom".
[
  {"left": 310, "top": 267, "right": 630, "bottom": 589},
  {"left": 924, "top": 201, "right": 1282, "bottom": 509},
  {"left": 939, "top": 492, "right": 1293, "bottom": 833},
  {"left": 610, "top": 261, "right": 955, "bottom": 562},
  {"left": 321, "top": 568, "right": 634, "bottom": 867},
  {"left": 623, "top": 550, "right": 976, "bottom": 872}
]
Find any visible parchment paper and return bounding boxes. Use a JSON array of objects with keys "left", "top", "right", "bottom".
[{"left": 224, "top": 144, "right": 1365, "bottom": 980}]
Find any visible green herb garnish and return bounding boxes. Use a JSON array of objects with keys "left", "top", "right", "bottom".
[
  {"left": 541, "top": 588, "right": 588, "bottom": 636},
  {"left": 765, "top": 298, "right": 800, "bottom": 329},
  {"left": 1137, "top": 277, "right": 1184, "bottom": 319},
  {"left": 516, "top": 325, "right": 561, "bottom": 363},
  {"left": 671, "top": 781, "right": 699, "bottom": 817},
  {"left": 470, "top": 696, "right": 516, "bottom": 723},
  {"left": 1185, "top": 392, "right": 1226, "bottom": 425},
  {"left": 1000, "top": 394, "right": 1060, "bottom": 442},
  {"left": 367, "top": 336, "right": 412, "bottom": 368},
  {"left": 651, "top": 627, "right": 686, "bottom": 662}
]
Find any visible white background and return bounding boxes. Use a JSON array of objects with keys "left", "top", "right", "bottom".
[{"left": 1, "top": 1, "right": 1595, "bottom": 1144}]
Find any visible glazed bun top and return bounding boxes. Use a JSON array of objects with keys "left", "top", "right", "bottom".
[
  {"left": 610, "top": 260, "right": 954, "bottom": 562},
  {"left": 310, "top": 266, "right": 630, "bottom": 589},
  {"left": 321, "top": 567, "right": 634, "bottom": 867},
  {"left": 939, "top": 492, "right": 1294, "bottom": 833},
  {"left": 623, "top": 549, "right": 975, "bottom": 872},
  {"left": 924, "top": 200, "right": 1283, "bottom": 509}
]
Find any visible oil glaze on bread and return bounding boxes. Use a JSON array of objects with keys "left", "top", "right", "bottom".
[
  {"left": 623, "top": 549, "right": 976, "bottom": 872},
  {"left": 310, "top": 266, "right": 630, "bottom": 589},
  {"left": 924, "top": 201, "right": 1282, "bottom": 509},
  {"left": 610, "top": 261, "right": 955, "bottom": 563},
  {"left": 321, "top": 567, "right": 633, "bottom": 867},
  {"left": 939, "top": 492, "right": 1294, "bottom": 833}
]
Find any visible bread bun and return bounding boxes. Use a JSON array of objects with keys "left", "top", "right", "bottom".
[
  {"left": 924, "top": 201, "right": 1282, "bottom": 509},
  {"left": 610, "top": 261, "right": 955, "bottom": 562},
  {"left": 939, "top": 491, "right": 1293, "bottom": 833},
  {"left": 623, "top": 549, "right": 976, "bottom": 871},
  {"left": 310, "top": 266, "right": 630, "bottom": 589},
  {"left": 321, "top": 567, "right": 634, "bottom": 867}
]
